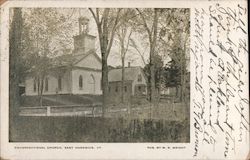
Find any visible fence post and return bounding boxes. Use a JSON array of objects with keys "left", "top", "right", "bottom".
[{"left": 47, "top": 106, "right": 51, "bottom": 116}]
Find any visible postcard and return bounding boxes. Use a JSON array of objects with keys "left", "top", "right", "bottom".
[{"left": 0, "top": 0, "right": 249, "bottom": 159}]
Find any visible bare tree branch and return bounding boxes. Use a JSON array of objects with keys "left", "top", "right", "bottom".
[
  {"left": 89, "top": 8, "right": 100, "bottom": 25},
  {"left": 106, "top": 9, "right": 122, "bottom": 58},
  {"left": 130, "top": 38, "right": 147, "bottom": 66},
  {"left": 136, "top": 8, "right": 152, "bottom": 43},
  {"left": 96, "top": 8, "right": 100, "bottom": 23},
  {"left": 125, "top": 29, "right": 132, "bottom": 54}
]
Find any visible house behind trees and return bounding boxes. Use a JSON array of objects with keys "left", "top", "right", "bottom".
[{"left": 108, "top": 65, "right": 147, "bottom": 104}]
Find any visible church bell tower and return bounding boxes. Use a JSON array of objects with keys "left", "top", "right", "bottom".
[
  {"left": 78, "top": 17, "right": 89, "bottom": 34},
  {"left": 73, "top": 16, "right": 96, "bottom": 55}
]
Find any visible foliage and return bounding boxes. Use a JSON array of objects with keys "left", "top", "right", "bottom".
[
  {"left": 9, "top": 8, "right": 23, "bottom": 123},
  {"left": 11, "top": 117, "right": 189, "bottom": 142},
  {"left": 130, "top": 8, "right": 190, "bottom": 102},
  {"left": 19, "top": 8, "right": 75, "bottom": 105},
  {"left": 16, "top": 8, "right": 190, "bottom": 106},
  {"left": 164, "top": 60, "right": 181, "bottom": 87},
  {"left": 143, "top": 54, "right": 164, "bottom": 90},
  {"left": 114, "top": 9, "right": 136, "bottom": 104},
  {"left": 21, "top": 8, "right": 74, "bottom": 69}
]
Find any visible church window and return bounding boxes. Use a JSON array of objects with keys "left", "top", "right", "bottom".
[
  {"left": 115, "top": 86, "right": 119, "bottom": 92},
  {"left": 58, "top": 76, "right": 62, "bottom": 91},
  {"left": 100, "top": 78, "right": 102, "bottom": 90},
  {"left": 138, "top": 74, "right": 142, "bottom": 82},
  {"left": 79, "top": 75, "right": 83, "bottom": 90},
  {"left": 45, "top": 77, "right": 49, "bottom": 92},
  {"left": 138, "top": 86, "right": 141, "bottom": 91},
  {"left": 124, "top": 86, "right": 127, "bottom": 92},
  {"left": 88, "top": 74, "right": 95, "bottom": 84}
]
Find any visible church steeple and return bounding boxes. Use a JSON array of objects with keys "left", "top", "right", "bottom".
[
  {"left": 78, "top": 17, "right": 89, "bottom": 34},
  {"left": 73, "top": 16, "right": 96, "bottom": 55}
]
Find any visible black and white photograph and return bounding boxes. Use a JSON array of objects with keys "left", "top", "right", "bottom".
[
  {"left": 1, "top": 0, "right": 249, "bottom": 159},
  {"left": 9, "top": 7, "right": 190, "bottom": 142}
]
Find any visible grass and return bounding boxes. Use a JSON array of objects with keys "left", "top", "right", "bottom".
[
  {"left": 10, "top": 116, "right": 189, "bottom": 142},
  {"left": 20, "top": 96, "right": 62, "bottom": 107},
  {"left": 16, "top": 95, "right": 190, "bottom": 142},
  {"left": 106, "top": 101, "right": 189, "bottom": 121},
  {"left": 20, "top": 94, "right": 102, "bottom": 107}
]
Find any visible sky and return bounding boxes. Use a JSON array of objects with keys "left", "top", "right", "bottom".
[
  {"left": 20, "top": 8, "right": 190, "bottom": 70},
  {"left": 59, "top": 8, "right": 147, "bottom": 68}
]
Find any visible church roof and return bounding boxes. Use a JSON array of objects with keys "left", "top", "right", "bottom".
[
  {"left": 53, "top": 50, "right": 101, "bottom": 67},
  {"left": 108, "top": 67, "right": 145, "bottom": 82}
]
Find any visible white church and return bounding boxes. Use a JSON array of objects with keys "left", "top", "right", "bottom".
[
  {"left": 25, "top": 17, "right": 103, "bottom": 96},
  {"left": 24, "top": 17, "right": 148, "bottom": 98}
]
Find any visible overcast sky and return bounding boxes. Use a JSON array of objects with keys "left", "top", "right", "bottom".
[
  {"left": 60, "top": 8, "right": 147, "bottom": 68},
  {"left": 20, "top": 8, "right": 189, "bottom": 70}
]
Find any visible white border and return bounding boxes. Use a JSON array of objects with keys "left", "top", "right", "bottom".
[{"left": 1, "top": 0, "right": 249, "bottom": 159}]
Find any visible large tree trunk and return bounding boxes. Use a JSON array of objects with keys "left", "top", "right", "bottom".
[
  {"left": 89, "top": 8, "right": 121, "bottom": 117},
  {"left": 100, "top": 30, "right": 109, "bottom": 117},
  {"left": 149, "top": 9, "right": 159, "bottom": 104},
  {"left": 150, "top": 62, "right": 156, "bottom": 103},
  {"left": 157, "top": 67, "right": 162, "bottom": 102},
  {"left": 9, "top": 8, "right": 23, "bottom": 138},
  {"left": 101, "top": 57, "right": 109, "bottom": 117}
]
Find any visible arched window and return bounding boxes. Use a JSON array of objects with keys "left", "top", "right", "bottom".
[
  {"left": 124, "top": 86, "right": 127, "bottom": 92},
  {"left": 58, "top": 76, "right": 62, "bottom": 91},
  {"left": 79, "top": 75, "right": 83, "bottom": 90},
  {"left": 88, "top": 74, "right": 95, "bottom": 94},
  {"left": 115, "top": 86, "right": 119, "bottom": 92},
  {"left": 138, "top": 74, "right": 142, "bottom": 82},
  {"left": 33, "top": 78, "right": 36, "bottom": 92},
  {"left": 138, "top": 86, "right": 141, "bottom": 91},
  {"left": 45, "top": 77, "right": 49, "bottom": 92},
  {"left": 88, "top": 74, "right": 95, "bottom": 84}
]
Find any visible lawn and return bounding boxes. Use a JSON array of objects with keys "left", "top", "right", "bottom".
[
  {"left": 16, "top": 95, "right": 190, "bottom": 142},
  {"left": 10, "top": 116, "right": 189, "bottom": 142},
  {"left": 20, "top": 96, "right": 62, "bottom": 107},
  {"left": 20, "top": 94, "right": 102, "bottom": 107}
]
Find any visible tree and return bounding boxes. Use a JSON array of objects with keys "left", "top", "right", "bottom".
[
  {"left": 136, "top": 8, "right": 160, "bottom": 104},
  {"left": 136, "top": 8, "right": 190, "bottom": 102},
  {"left": 114, "top": 9, "right": 136, "bottom": 104},
  {"left": 21, "top": 8, "right": 74, "bottom": 106},
  {"left": 9, "top": 8, "right": 23, "bottom": 129},
  {"left": 143, "top": 54, "right": 163, "bottom": 95},
  {"left": 129, "top": 37, "right": 148, "bottom": 66},
  {"left": 117, "top": 26, "right": 132, "bottom": 103},
  {"left": 89, "top": 8, "right": 122, "bottom": 116},
  {"left": 180, "top": 10, "right": 190, "bottom": 103},
  {"left": 162, "top": 9, "right": 190, "bottom": 102},
  {"left": 164, "top": 59, "right": 181, "bottom": 95}
]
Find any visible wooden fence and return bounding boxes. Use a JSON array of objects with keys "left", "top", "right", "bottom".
[{"left": 19, "top": 103, "right": 102, "bottom": 117}]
